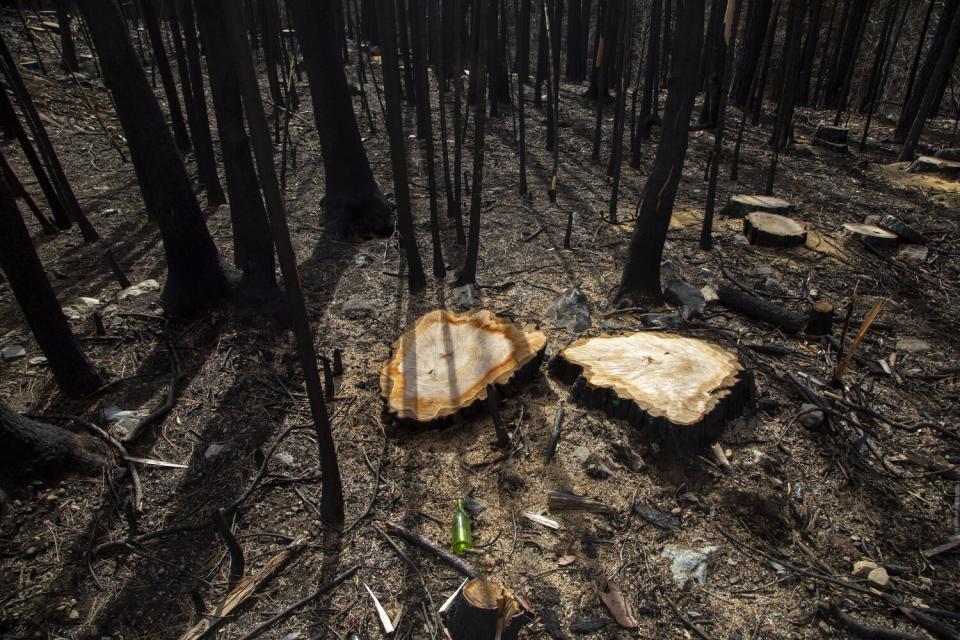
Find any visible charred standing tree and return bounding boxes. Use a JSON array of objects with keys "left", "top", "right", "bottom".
[
  {"left": 894, "top": 0, "right": 960, "bottom": 144},
  {"left": 898, "top": 9, "right": 960, "bottom": 162},
  {"left": 516, "top": 0, "right": 532, "bottom": 81},
  {"left": 618, "top": 0, "right": 704, "bottom": 304},
  {"left": 858, "top": 0, "right": 898, "bottom": 113},
  {"left": 138, "top": 0, "right": 191, "bottom": 153},
  {"left": 76, "top": 0, "right": 233, "bottom": 316},
  {"left": 377, "top": 0, "right": 427, "bottom": 291},
  {"left": 749, "top": 0, "right": 781, "bottom": 124},
  {"left": 0, "top": 34, "right": 97, "bottom": 240},
  {"left": 565, "top": 0, "right": 585, "bottom": 81},
  {"left": 796, "top": 0, "right": 823, "bottom": 106},
  {"left": 765, "top": 0, "right": 806, "bottom": 195},
  {"left": 54, "top": 0, "right": 80, "bottom": 72},
  {"left": 730, "top": 0, "right": 771, "bottom": 106},
  {"left": 861, "top": 0, "right": 908, "bottom": 149},
  {"left": 587, "top": 0, "right": 616, "bottom": 100},
  {"left": 288, "top": 0, "right": 393, "bottom": 236},
  {"left": 824, "top": 0, "right": 871, "bottom": 117},
  {"left": 630, "top": 0, "right": 661, "bottom": 166},
  {"left": 0, "top": 173, "right": 103, "bottom": 396},
  {"left": 194, "top": 0, "right": 278, "bottom": 298},
  {"left": 902, "top": 0, "right": 936, "bottom": 114},
  {"left": 257, "top": 0, "right": 286, "bottom": 113},
  {"left": 172, "top": 0, "right": 225, "bottom": 207},
  {"left": 0, "top": 400, "right": 105, "bottom": 478}
]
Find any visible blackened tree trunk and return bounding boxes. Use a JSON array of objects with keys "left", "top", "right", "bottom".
[
  {"left": 894, "top": 0, "right": 960, "bottom": 143},
  {"left": 0, "top": 173, "right": 103, "bottom": 396},
  {"left": 0, "top": 152, "right": 57, "bottom": 235},
  {"left": 396, "top": 0, "right": 417, "bottom": 106},
  {"left": 173, "top": 0, "right": 225, "bottom": 207},
  {"left": 194, "top": 0, "right": 278, "bottom": 298},
  {"left": 458, "top": 0, "right": 491, "bottom": 286},
  {"left": 861, "top": 0, "right": 908, "bottom": 149},
  {"left": 54, "top": 0, "right": 80, "bottom": 72},
  {"left": 138, "top": 0, "right": 191, "bottom": 153},
  {"left": 796, "top": 0, "right": 823, "bottom": 105},
  {"left": 766, "top": 0, "right": 806, "bottom": 194},
  {"left": 858, "top": 0, "right": 898, "bottom": 113},
  {"left": 898, "top": 9, "right": 960, "bottom": 161},
  {"left": 630, "top": 0, "right": 661, "bottom": 165},
  {"left": 565, "top": 0, "right": 585, "bottom": 81},
  {"left": 618, "top": 0, "right": 704, "bottom": 304},
  {"left": 811, "top": 0, "right": 840, "bottom": 106},
  {"left": 258, "top": 0, "right": 286, "bottom": 112},
  {"left": 749, "top": 0, "right": 781, "bottom": 124},
  {"left": 288, "top": 0, "right": 392, "bottom": 236},
  {"left": 488, "top": 0, "right": 511, "bottom": 114},
  {"left": 825, "top": 0, "right": 871, "bottom": 117},
  {"left": 517, "top": 0, "right": 532, "bottom": 81},
  {"left": 587, "top": 0, "right": 615, "bottom": 99},
  {"left": 902, "top": 0, "right": 935, "bottom": 114},
  {"left": 0, "top": 400, "right": 104, "bottom": 477},
  {"left": 377, "top": 0, "right": 427, "bottom": 291},
  {"left": 730, "top": 0, "right": 771, "bottom": 106},
  {"left": 0, "top": 34, "right": 97, "bottom": 241},
  {"left": 76, "top": 0, "right": 232, "bottom": 316}
]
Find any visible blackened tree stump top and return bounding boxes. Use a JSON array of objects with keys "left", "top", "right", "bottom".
[
  {"left": 559, "top": 333, "right": 743, "bottom": 425},
  {"left": 815, "top": 124, "right": 849, "bottom": 145},
  {"left": 723, "top": 194, "right": 793, "bottom": 218},
  {"left": 380, "top": 309, "right": 547, "bottom": 422},
  {"left": 744, "top": 212, "right": 807, "bottom": 247}
]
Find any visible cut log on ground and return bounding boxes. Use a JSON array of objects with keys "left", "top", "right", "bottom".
[
  {"left": 907, "top": 156, "right": 960, "bottom": 178},
  {"left": 843, "top": 222, "right": 900, "bottom": 251},
  {"left": 550, "top": 333, "right": 755, "bottom": 452},
  {"left": 444, "top": 578, "right": 533, "bottom": 640},
  {"left": 743, "top": 212, "right": 807, "bottom": 247},
  {"left": 716, "top": 284, "right": 807, "bottom": 333},
  {"left": 380, "top": 309, "right": 547, "bottom": 424},
  {"left": 723, "top": 194, "right": 793, "bottom": 218}
]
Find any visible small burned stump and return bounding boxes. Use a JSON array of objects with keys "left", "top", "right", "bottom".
[
  {"left": 744, "top": 212, "right": 807, "bottom": 247},
  {"left": 550, "top": 333, "right": 754, "bottom": 452},
  {"left": 723, "top": 194, "right": 793, "bottom": 219},
  {"left": 812, "top": 125, "right": 849, "bottom": 153},
  {"left": 445, "top": 579, "right": 533, "bottom": 640},
  {"left": 380, "top": 309, "right": 547, "bottom": 425}
]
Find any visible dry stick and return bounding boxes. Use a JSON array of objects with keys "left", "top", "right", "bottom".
[
  {"left": 545, "top": 403, "right": 564, "bottom": 461},
  {"left": 123, "top": 324, "right": 182, "bottom": 444},
  {"left": 233, "top": 565, "right": 359, "bottom": 640},
  {"left": 542, "top": 0, "right": 559, "bottom": 203},
  {"left": 666, "top": 598, "right": 714, "bottom": 640},
  {"left": 212, "top": 509, "right": 245, "bottom": 587},
  {"left": 224, "top": 1, "right": 344, "bottom": 526},
  {"left": 384, "top": 521, "right": 478, "bottom": 578},
  {"left": 819, "top": 602, "right": 928, "bottom": 640}
]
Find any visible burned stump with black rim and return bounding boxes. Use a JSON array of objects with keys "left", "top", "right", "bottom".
[
  {"left": 444, "top": 579, "right": 533, "bottom": 640},
  {"left": 743, "top": 212, "right": 807, "bottom": 247},
  {"left": 380, "top": 309, "right": 547, "bottom": 425},
  {"left": 550, "top": 333, "right": 754, "bottom": 452}
]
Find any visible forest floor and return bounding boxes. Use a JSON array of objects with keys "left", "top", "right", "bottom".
[{"left": 2, "top": 14, "right": 960, "bottom": 640}]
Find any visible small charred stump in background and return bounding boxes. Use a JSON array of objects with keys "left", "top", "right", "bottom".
[
  {"left": 444, "top": 579, "right": 533, "bottom": 640},
  {"left": 550, "top": 333, "right": 755, "bottom": 453}
]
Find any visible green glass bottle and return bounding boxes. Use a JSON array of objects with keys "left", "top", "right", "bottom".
[{"left": 451, "top": 499, "right": 473, "bottom": 556}]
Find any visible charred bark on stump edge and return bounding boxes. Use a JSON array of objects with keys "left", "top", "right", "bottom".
[
  {"left": 386, "top": 344, "right": 546, "bottom": 429},
  {"left": 548, "top": 354, "right": 756, "bottom": 453}
]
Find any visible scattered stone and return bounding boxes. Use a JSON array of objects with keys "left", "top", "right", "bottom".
[
  {"left": 275, "top": 452, "right": 295, "bottom": 468},
  {"left": 572, "top": 446, "right": 591, "bottom": 466},
  {"left": 586, "top": 461, "right": 613, "bottom": 479},
  {"left": 898, "top": 244, "right": 929, "bottom": 264},
  {"left": 204, "top": 444, "right": 226, "bottom": 461},
  {"left": 798, "top": 403, "right": 824, "bottom": 430},
  {"left": 2, "top": 345, "right": 26, "bottom": 362},
  {"left": 663, "top": 281, "right": 705, "bottom": 321},
  {"left": 62, "top": 296, "right": 101, "bottom": 321},
  {"left": 852, "top": 560, "right": 878, "bottom": 577},
  {"left": 354, "top": 253, "right": 374, "bottom": 267},
  {"left": 68, "top": 609, "right": 80, "bottom": 621},
  {"left": 546, "top": 288, "right": 591, "bottom": 333},
  {"left": 661, "top": 545, "right": 719, "bottom": 590},
  {"left": 723, "top": 194, "right": 793, "bottom": 218},
  {"left": 896, "top": 338, "right": 931, "bottom": 353},
  {"left": 118, "top": 279, "right": 160, "bottom": 302},
  {"left": 463, "top": 496, "right": 487, "bottom": 515},
  {"left": 867, "top": 566, "right": 890, "bottom": 588},
  {"left": 452, "top": 283, "right": 480, "bottom": 308},
  {"left": 341, "top": 297, "right": 377, "bottom": 317},
  {"left": 908, "top": 155, "right": 960, "bottom": 178}
]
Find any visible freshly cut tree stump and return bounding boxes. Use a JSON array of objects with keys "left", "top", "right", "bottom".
[
  {"left": 723, "top": 194, "right": 793, "bottom": 218},
  {"left": 380, "top": 309, "right": 547, "bottom": 424},
  {"left": 743, "top": 212, "right": 807, "bottom": 247},
  {"left": 550, "top": 333, "right": 755, "bottom": 452},
  {"left": 843, "top": 222, "right": 900, "bottom": 250},
  {"left": 908, "top": 156, "right": 960, "bottom": 178},
  {"left": 444, "top": 579, "right": 533, "bottom": 640}
]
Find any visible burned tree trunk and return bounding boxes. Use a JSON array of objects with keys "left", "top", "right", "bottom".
[
  {"left": 54, "top": 0, "right": 80, "bottom": 73},
  {"left": 0, "top": 173, "right": 103, "bottom": 397},
  {"left": 195, "top": 0, "right": 278, "bottom": 298},
  {"left": 288, "top": 0, "right": 393, "bottom": 237},
  {"left": 618, "top": 0, "right": 704, "bottom": 303},
  {"left": 0, "top": 400, "right": 104, "bottom": 477},
  {"left": 138, "top": 0, "right": 191, "bottom": 152},
  {"left": 76, "top": 0, "right": 232, "bottom": 316},
  {"left": 730, "top": 0, "right": 771, "bottom": 106},
  {"left": 630, "top": 0, "right": 661, "bottom": 165},
  {"left": 796, "top": 0, "right": 823, "bottom": 106}
]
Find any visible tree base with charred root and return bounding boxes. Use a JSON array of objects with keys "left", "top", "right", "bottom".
[
  {"left": 0, "top": 401, "right": 106, "bottom": 477},
  {"left": 549, "top": 333, "right": 755, "bottom": 453},
  {"left": 444, "top": 579, "right": 533, "bottom": 640},
  {"left": 323, "top": 189, "right": 393, "bottom": 237},
  {"left": 380, "top": 310, "right": 547, "bottom": 426}
]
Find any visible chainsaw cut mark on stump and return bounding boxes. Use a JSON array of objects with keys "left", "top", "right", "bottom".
[
  {"left": 380, "top": 309, "right": 547, "bottom": 422},
  {"left": 559, "top": 333, "right": 742, "bottom": 426},
  {"left": 723, "top": 194, "right": 793, "bottom": 218},
  {"left": 744, "top": 211, "right": 807, "bottom": 247}
]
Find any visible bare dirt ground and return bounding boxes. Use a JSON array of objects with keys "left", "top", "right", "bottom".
[{"left": 1, "top": 13, "right": 959, "bottom": 640}]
